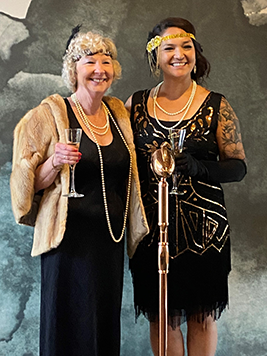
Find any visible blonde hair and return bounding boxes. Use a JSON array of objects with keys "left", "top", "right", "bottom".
[{"left": 62, "top": 31, "right": 121, "bottom": 92}]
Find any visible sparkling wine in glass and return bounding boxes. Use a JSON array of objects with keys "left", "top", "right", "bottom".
[
  {"left": 169, "top": 128, "right": 186, "bottom": 195},
  {"left": 63, "top": 128, "right": 84, "bottom": 198}
]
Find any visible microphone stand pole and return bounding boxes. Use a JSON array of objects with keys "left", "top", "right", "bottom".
[
  {"left": 151, "top": 143, "right": 174, "bottom": 356},
  {"left": 158, "top": 177, "right": 169, "bottom": 356}
]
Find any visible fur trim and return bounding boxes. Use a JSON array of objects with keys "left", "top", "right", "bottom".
[{"left": 10, "top": 94, "right": 70, "bottom": 256}]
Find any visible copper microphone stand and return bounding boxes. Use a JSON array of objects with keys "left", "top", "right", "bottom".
[{"left": 151, "top": 143, "right": 174, "bottom": 356}]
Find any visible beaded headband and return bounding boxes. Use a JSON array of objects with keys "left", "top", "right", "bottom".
[
  {"left": 146, "top": 33, "right": 196, "bottom": 53},
  {"left": 64, "top": 26, "right": 113, "bottom": 62},
  {"left": 66, "top": 49, "right": 112, "bottom": 62}
]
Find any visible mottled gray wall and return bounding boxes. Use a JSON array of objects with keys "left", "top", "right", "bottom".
[{"left": 0, "top": 0, "right": 267, "bottom": 355}]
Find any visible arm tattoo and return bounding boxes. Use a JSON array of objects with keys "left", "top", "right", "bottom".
[{"left": 219, "top": 98, "right": 245, "bottom": 158}]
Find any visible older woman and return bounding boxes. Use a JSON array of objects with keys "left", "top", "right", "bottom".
[
  {"left": 125, "top": 17, "right": 246, "bottom": 356},
  {"left": 10, "top": 28, "right": 148, "bottom": 356}
]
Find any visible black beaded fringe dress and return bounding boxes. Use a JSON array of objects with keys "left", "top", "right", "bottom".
[
  {"left": 40, "top": 100, "right": 130, "bottom": 356},
  {"left": 129, "top": 90, "right": 231, "bottom": 328}
]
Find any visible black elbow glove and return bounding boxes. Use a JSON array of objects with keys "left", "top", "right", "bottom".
[
  {"left": 175, "top": 152, "right": 247, "bottom": 183},
  {"left": 175, "top": 152, "right": 208, "bottom": 179}
]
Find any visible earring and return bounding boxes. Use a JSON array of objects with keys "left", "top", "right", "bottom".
[
  {"left": 154, "top": 66, "right": 161, "bottom": 77},
  {"left": 193, "top": 65, "right": 197, "bottom": 74}
]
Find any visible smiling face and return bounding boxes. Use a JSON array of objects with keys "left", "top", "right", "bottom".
[
  {"left": 158, "top": 27, "right": 196, "bottom": 80},
  {"left": 75, "top": 53, "right": 114, "bottom": 96}
]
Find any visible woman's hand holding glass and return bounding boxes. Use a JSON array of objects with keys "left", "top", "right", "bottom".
[{"left": 54, "top": 142, "right": 82, "bottom": 167}]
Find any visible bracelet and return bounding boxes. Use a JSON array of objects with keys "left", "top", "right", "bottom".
[{"left": 51, "top": 154, "right": 63, "bottom": 172}]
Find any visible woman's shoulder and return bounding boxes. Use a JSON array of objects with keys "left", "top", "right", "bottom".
[
  {"left": 41, "top": 93, "right": 64, "bottom": 105},
  {"left": 103, "top": 95, "right": 130, "bottom": 119},
  {"left": 196, "top": 85, "right": 225, "bottom": 109},
  {"left": 198, "top": 85, "right": 225, "bottom": 101},
  {"left": 103, "top": 94, "right": 123, "bottom": 106},
  {"left": 24, "top": 94, "right": 65, "bottom": 119},
  {"left": 15, "top": 94, "right": 66, "bottom": 136},
  {"left": 207, "top": 91, "right": 225, "bottom": 111},
  {"left": 17, "top": 94, "right": 61, "bottom": 121},
  {"left": 197, "top": 85, "right": 224, "bottom": 98},
  {"left": 104, "top": 95, "right": 125, "bottom": 110},
  {"left": 125, "top": 88, "right": 151, "bottom": 112},
  {"left": 133, "top": 88, "right": 151, "bottom": 99},
  {"left": 131, "top": 88, "right": 151, "bottom": 108}
]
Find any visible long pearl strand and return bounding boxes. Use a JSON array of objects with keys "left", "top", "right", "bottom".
[
  {"left": 153, "top": 80, "right": 197, "bottom": 131},
  {"left": 71, "top": 93, "right": 132, "bottom": 243}
]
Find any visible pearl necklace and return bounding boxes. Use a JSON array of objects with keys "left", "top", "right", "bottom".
[
  {"left": 153, "top": 80, "right": 197, "bottom": 130},
  {"left": 71, "top": 93, "right": 132, "bottom": 243},
  {"left": 154, "top": 80, "right": 197, "bottom": 116},
  {"left": 71, "top": 94, "right": 109, "bottom": 136}
]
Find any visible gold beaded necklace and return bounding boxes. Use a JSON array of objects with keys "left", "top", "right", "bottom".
[{"left": 71, "top": 93, "right": 132, "bottom": 243}]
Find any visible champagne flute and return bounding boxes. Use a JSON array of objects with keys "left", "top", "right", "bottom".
[
  {"left": 169, "top": 128, "right": 186, "bottom": 195},
  {"left": 63, "top": 128, "right": 84, "bottom": 198}
]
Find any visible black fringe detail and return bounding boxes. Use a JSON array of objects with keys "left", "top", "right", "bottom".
[{"left": 134, "top": 301, "right": 228, "bottom": 330}]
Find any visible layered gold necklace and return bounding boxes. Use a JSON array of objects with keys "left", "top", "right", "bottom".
[
  {"left": 153, "top": 80, "right": 197, "bottom": 130},
  {"left": 71, "top": 93, "right": 132, "bottom": 243}
]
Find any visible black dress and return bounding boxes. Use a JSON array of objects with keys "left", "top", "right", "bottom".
[
  {"left": 40, "top": 100, "right": 130, "bottom": 356},
  {"left": 129, "top": 90, "right": 231, "bottom": 328}
]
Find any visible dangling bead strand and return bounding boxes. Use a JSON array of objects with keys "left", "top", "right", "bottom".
[{"left": 71, "top": 93, "right": 132, "bottom": 243}]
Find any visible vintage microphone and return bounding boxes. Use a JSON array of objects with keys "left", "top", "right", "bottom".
[{"left": 151, "top": 142, "right": 174, "bottom": 356}]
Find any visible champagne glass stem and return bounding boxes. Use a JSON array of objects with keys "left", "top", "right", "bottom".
[
  {"left": 69, "top": 164, "right": 76, "bottom": 194},
  {"left": 172, "top": 173, "right": 178, "bottom": 194}
]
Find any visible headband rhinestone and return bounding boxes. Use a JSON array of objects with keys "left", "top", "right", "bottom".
[
  {"left": 65, "top": 48, "right": 112, "bottom": 62},
  {"left": 146, "top": 33, "right": 196, "bottom": 53}
]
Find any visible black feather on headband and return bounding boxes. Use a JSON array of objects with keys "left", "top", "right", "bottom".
[{"left": 65, "top": 24, "right": 82, "bottom": 51}]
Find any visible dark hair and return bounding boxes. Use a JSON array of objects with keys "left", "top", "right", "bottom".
[{"left": 147, "top": 17, "right": 210, "bottom": 82}]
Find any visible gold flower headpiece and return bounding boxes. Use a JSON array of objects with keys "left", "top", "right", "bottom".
[
  {"left": 146, "top": 33, "right": 196, "bottom": 53},
  {"left": 146, "top": 32, "right": 196, "bottom": 76}
]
